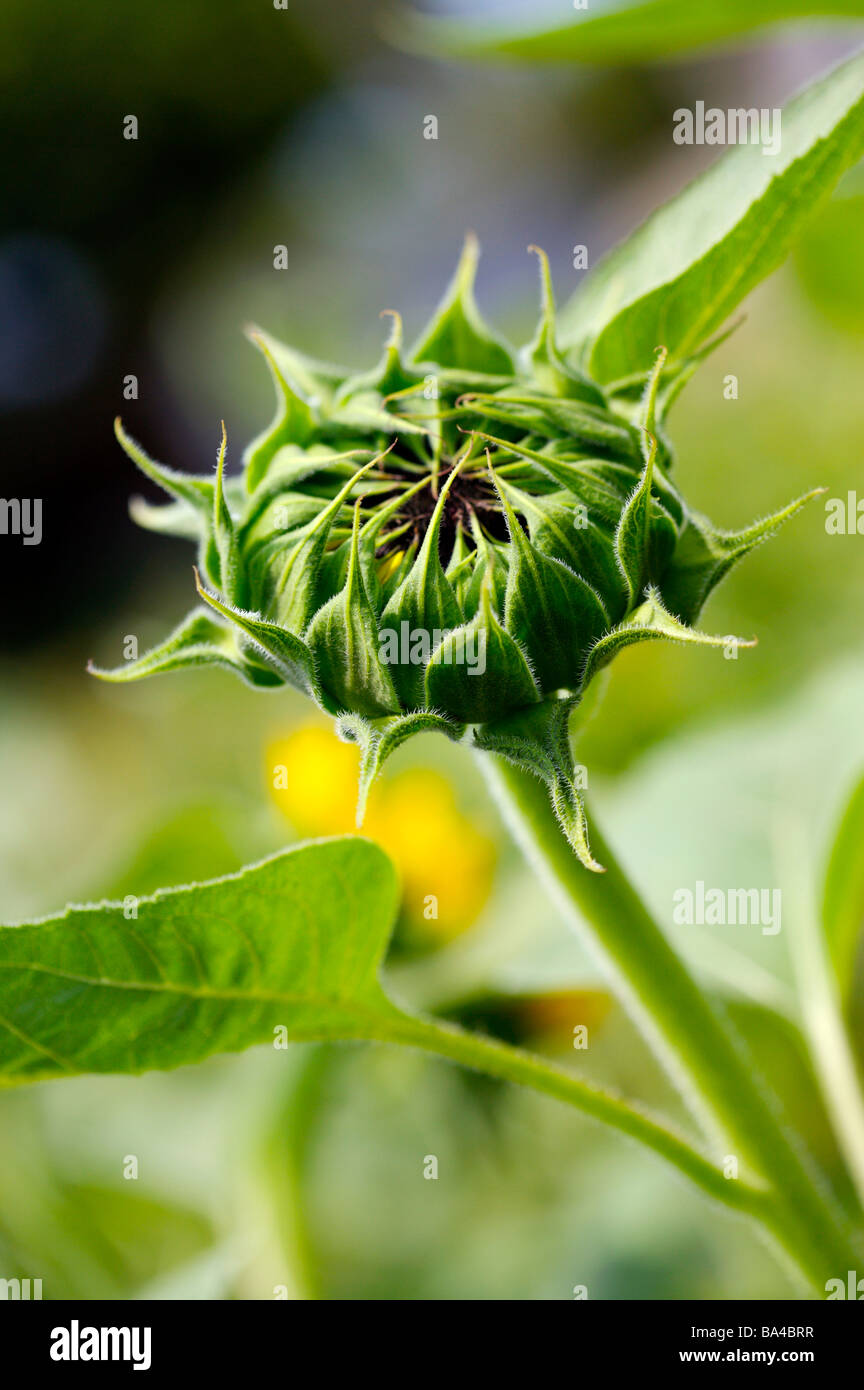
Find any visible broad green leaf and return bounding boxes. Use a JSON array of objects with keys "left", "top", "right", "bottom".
[
  {"left": 559, "top": 49, "right": 864, "bottom": 380},
  {"left": 0, "top": 839, "right": 402, "bottom": 1082},
  {"left": 388, "top": 0, "right": 864, "bottom": 67},
  {"left": 822, "top": 771, "right": 864, "bottom": 1003},
  {"left": 0, "top": 839, "right": 777, "bottom": 1217},
  {"left": 795, "top": 189, "right": 864, "bottom": 332}
]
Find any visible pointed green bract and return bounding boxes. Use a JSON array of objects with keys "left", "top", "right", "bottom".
[
  {"left": 411, "top": 233, "right": 515, "bottom": 375},
  {"left": 472, "top": 698, "right": 601, "bottom": 871},
  {"left": 337, "top": 710, "right": 465, "bottom": 824},
  {"left": 194, "top": 573, "right": 326, "bottom": 705},
  {"left": 493, "top": 471, "right": 608, "bottom": 693},
  {"left": 526, "top": 245, "right": 606, "bottom": 406},
  {"left": 379, "top": 464, "right": 465, "bottom": 707},
  {"left": 269, "top": 460, "right": 379, "bottom": 634},
  {"left": 244, "top": 332, "right": 316, "bottom": 491},
  {"left": 89, "top": 607, "right": 283, "bottom": 689},
  {"left": 582, "top": 587, "right": 754, "bottom": 687},
  {"left": 660, "top": 491, "right": 821, "bottom": 624},
  {"left": 115, "top": 418, "right": 213, "bottom": 513},
  {"left": 213, "top": 422, "right": 242, "bottom": 604},
  {"left": 426, "top": 580, "right": 541, "bottom": 723},
  {"left": 306, "top": 505, "right": 400, "bottom": 717}
]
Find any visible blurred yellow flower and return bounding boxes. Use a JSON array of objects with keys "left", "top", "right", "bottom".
[
  {"left": 514, "top": 990, "right": 613, "bottom": 1049},
  {"left": 267, "top": 725, "right": 496, "bottom": 942}
]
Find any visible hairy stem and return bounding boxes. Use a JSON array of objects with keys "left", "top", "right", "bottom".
[
  {"left": 481, "top": 754, "right": 863, "bottom": 1293},
  {"left": 384, "top": 1013, "right": 773, "bottom": 1223}
]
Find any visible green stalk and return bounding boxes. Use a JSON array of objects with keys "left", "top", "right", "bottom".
[
  {"left": 385, "top": 1013, "right": 773, "bottom": 1223},
  {"left": 481, "top": 754, "right": 863, "bottom": 1293}
]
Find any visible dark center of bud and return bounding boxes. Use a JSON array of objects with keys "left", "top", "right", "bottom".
[{"left": 375, "top": 457, "right": 510, "bottom": 564}]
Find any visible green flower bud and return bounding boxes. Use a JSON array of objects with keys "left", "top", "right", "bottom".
[{"left": 96, "top": 237, "right": 817, "bottom": 870}]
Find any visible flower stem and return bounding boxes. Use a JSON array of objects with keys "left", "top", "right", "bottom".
[
  {"left": 481, "top": 754, "right": 863, "bottom": 1293},
  {"left": 386, "top": 1014, "right": 773, "bottom": 1222}
]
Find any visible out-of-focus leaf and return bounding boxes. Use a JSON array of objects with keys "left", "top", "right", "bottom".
[
  {"left": 387, "top": 0, "right": 864, "bottom": 67},
  {"left": 720, "top": 1000, "right": 859, "bottom": 1215},
  {"left": 795, "top": 192, "right": 864, "bottom": 333},
  {"left": 559, "top": 49, "right": 864, "bottom": 380},
  {"left": 822, "top": 771, "right": 864, "bottom": 1004}
]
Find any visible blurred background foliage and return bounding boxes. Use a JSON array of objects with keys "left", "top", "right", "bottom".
[{"left": 2, "top": 0, "right": 864, "bottom": 1299}]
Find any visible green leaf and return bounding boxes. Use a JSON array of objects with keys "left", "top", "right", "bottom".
[
  {"left": 560, "top": 49, "right": 864, "bottom": 380},
  {"left": 0, "top": 837, "right": 767, "bottom": 1226},
  {"left": 0, "top": 839, "right": 402, "bottom": 1082},
  {"left": 411, "top": 234, "right": 515, "bottom": 376},
  {"left": 387, "top": 0, "right": 864, "bottom": 67},
  {"left": 822, "top": 771, "right": 864, "bottom": 1004},
  {"left": 88, "top": 607, "right": 283, "bottom": 689}
]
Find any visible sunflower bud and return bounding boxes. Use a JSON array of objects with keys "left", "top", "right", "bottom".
[{"left": 97, "top": 237, "right": 816, "bottom": 870}]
